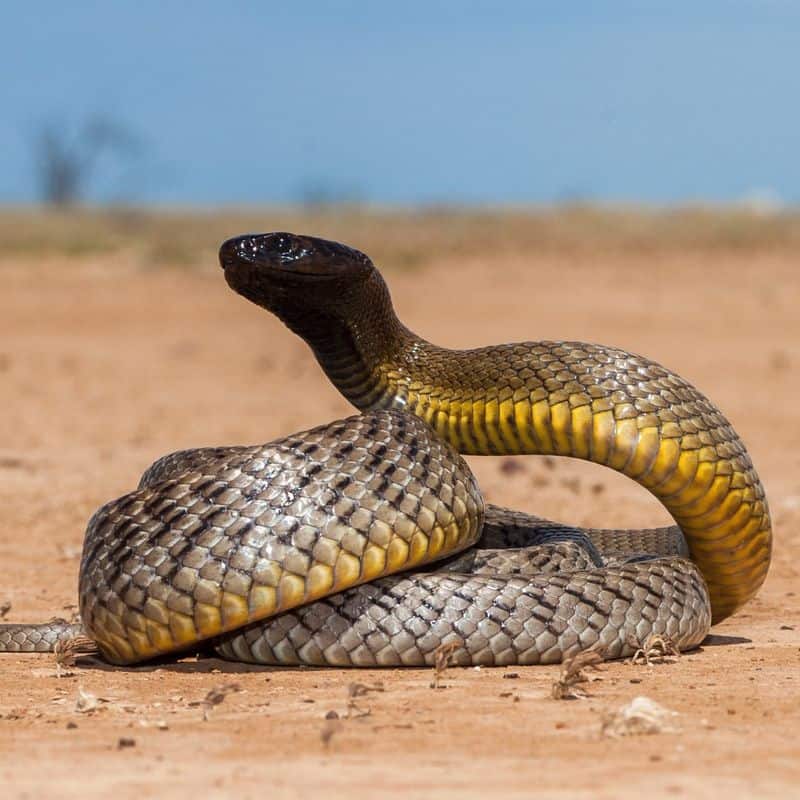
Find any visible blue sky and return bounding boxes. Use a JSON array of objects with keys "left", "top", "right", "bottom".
[{"left": 1, "top": 2, "right": 798, "bottom": 205}]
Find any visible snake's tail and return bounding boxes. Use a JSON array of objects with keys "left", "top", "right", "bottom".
[{"left": 0, "top": 620, "right": 85, "bottom": 653}]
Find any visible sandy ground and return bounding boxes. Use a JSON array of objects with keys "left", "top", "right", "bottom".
[{"left": 1, "top": 241, "right": 799, "bottom": 799}]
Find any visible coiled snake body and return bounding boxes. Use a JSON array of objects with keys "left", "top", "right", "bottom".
[{"left": 0, "top": 233, "right": 771, "bottom": 666}]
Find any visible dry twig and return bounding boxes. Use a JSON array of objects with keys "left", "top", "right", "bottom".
[
  {"left": 430, "top": 640, "right": 462, "bottom": 689},
  {"left": 551, "top": 648, "right": 605, "bottom": 700},
  {"left": 346, "top": 682, "right": 384, "bottom": 718},
  {"left": 189, "top": 683, "right": 242, "bottom": 721}
]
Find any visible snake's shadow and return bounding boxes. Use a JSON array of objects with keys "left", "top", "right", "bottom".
[
  {"left": 74, "top": 652, "right": 324, "bottom": 674},
  {"left": 71, "top": 634, "right": 752, "bottom": 673},
  {"left": 700, "top": 633, "right": 752, "bottom": 647}
]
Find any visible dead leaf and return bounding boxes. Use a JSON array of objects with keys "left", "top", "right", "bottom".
[{"left": 74, "top": 687, "right": 109, "bottom": 714}]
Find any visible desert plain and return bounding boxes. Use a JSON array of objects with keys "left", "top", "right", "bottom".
[{"left": 1, "top": 208, "right": 798, "bottom": 799}]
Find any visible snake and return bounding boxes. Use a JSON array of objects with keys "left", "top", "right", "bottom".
[{"left": 0, "top": 232, "right": 771, "bottom": 667}]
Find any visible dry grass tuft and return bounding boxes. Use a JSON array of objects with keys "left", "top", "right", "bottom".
[
  {"left": 54, "top": 634, "right": 99, "bottom": 677},
  {"left": 628, "top": 633, "right": 680, "bottom": 666}
]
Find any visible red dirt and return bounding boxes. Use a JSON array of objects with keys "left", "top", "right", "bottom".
[{"left": 1, "top": 245, "right": 799, "bottom": 799}]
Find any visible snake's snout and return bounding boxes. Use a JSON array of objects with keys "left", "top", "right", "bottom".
[{"left": 219, "top": 232, "right": 374, "bottom": 280}]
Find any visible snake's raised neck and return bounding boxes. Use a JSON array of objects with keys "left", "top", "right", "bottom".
[{"left": 220, "top": 232, "right": 428, "bottom": 409}]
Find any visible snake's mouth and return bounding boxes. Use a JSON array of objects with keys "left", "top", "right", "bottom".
[{"left": 219, "top": 232, "right": 373, "bottom": 281}]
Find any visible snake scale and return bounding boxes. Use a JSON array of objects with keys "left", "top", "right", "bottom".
[{"left": 0, "top": 232, "right": 771, "bottom": 667}]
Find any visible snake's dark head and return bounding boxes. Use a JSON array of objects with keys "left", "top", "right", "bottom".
[
  {"left": 220, "top": 232, "right": 374, "bottom": 303},
  {"left": 219, "top": 231, "right": 392, "bottom": 346},
  {"left": 220, "top": 231, "right": 402, "bottom": 395}
]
